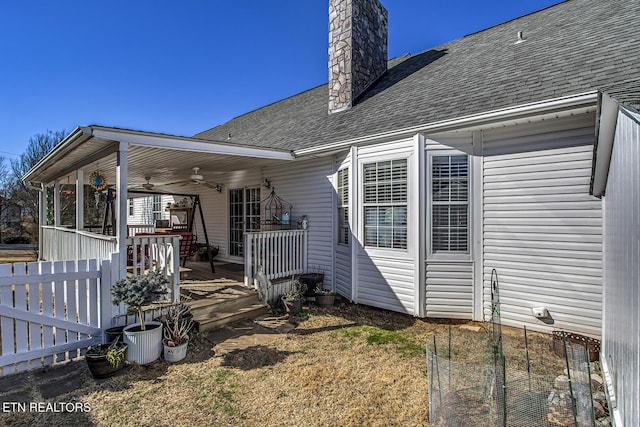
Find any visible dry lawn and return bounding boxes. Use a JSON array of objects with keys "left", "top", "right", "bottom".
[
  {"left": 0, "top": 248, "right": 37, "bottom": 264},
  {"left": 1, "top": 302, "right": 564, "bottom": 427}
]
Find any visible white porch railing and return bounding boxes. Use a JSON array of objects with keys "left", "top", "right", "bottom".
[
  {"left": 41, "top": 226, "right": 117, "bottom": 262},
  {"left": 40, "top": 227, "right": 181, "bottom": 302},
  {"left": 128, "top": 224, "right": 156, "bottom": 236},
  {"left": 244, "top": 230, "right": 308, "bottom": 288},
  {"left": 126, "top": 234, "right": 182, "bottom": 302}
]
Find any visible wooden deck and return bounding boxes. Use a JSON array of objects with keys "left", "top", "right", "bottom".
[
  {"left": 178, "top": 261, "right": 269, "bottom": 332},
  {"left": 180, "top": 260, "right": 245, "bottom": 283}
]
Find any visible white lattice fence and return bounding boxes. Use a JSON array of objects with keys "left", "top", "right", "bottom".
[{"left": 0, "top": 259, "right": 107, "bottom": 376}]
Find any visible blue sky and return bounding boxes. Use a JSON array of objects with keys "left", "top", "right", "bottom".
[{"left": 0, "top": 0, "right": 563, "bottom": 159}]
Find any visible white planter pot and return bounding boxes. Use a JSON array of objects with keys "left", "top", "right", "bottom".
[
  {"left": 163, "top": 339, "right": 188, "bottom": 362},
  {"left": 123, "top": 321, "right": 163, "bottom": 365}
]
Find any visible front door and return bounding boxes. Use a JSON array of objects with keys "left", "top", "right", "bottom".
[{"left": 229, "top": 187, "right": 260, "bottom": 257}]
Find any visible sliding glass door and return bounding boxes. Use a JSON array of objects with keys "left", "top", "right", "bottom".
[{"left": 229, "top": 187, "right": 260, "bottom": 257}]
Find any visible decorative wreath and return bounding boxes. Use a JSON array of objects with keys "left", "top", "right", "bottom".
[{"left": 89, "top": 170, "right": 108, "bottom": 191}]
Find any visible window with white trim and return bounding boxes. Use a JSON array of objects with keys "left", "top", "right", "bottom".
[
  {"left": 431, "top": 154, "right": 469, "bottom": 253},
  {"left": 152, "top": 195, "right": 163, "bottom": 221},
  {"left": 337, "top": 168, "right": 349, "bottom": 245},
  {"left": 363, "top": 159, "right": 407, "bottom": 249}
]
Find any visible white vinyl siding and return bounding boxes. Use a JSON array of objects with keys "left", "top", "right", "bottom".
[
  {"left": 263, "top": 157, "right": 335, "bottom": 289},
  {"left": 335, "top": 151, "right": 353, "bottom": 299},
  {"left": 601, "top": 108, "right": 640, "bottom": 427},
  {"left": 424, "top": 138, "right": 476, "bottom": 320},
  {"left": 426, "top": 262, "right": 473, "bottom": 318},
  {"left": 337, "top": 168, "right": 349, "bottom": 245},
  {"left": 355, "top": 138, "right": 417, "bottom": 315},
  {"left": 482, "top": 122, "right": 602, "bottom": 338}
]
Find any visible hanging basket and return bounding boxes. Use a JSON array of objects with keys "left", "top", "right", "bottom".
[{"left": 551, "top": 330, "right": 600, "bottom": 362}]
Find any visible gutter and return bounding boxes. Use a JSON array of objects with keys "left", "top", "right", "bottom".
[
  {"left": 21, "top": 126, "right": 92, "bottom": 183},
  {"left": 294, "top": 91, "right": 598, "bottom": 156}
]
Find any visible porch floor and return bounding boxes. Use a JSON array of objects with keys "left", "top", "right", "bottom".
[{"left": 180, "top": 259, "right": 245, "bottom": 283}]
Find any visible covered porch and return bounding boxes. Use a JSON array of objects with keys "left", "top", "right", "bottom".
[{"left": 22, "top": 126, "right": 309, "bottom": 308}]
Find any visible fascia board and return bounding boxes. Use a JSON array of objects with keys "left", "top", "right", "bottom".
[{"left": 89, "top": 127, "right": 294, "bottom": 161}]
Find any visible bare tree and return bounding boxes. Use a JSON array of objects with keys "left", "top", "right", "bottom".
[
  {"left": 10, "top": 130, "right": 66, "bottom": 242},
  {"left": 0, "top": 156, "right": 12, "bottom": 242}
]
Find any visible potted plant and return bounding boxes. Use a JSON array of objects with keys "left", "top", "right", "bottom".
[
  {"left": 162, "top": 304, "right": 194, "bottom": 362},
  {"left": 85, "top": 336, "right": 128, "bottom": 379},
  {"left": 314, "top": 286, "right": 336, "bottom": 307},
  {"left": 111, "top": 271, "right": 169, "bottom": 365},
  {"left": 281, "top": 279, "right": 307, "bottom": 316},
  {"left": 299, "top": 267, "right": 325, "bottom": 298}
]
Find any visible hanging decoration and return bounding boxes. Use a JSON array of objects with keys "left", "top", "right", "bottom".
[
  {"left": 89, "top": 170, "right": 108, "bottom": 191},
  {"left": 261, "top": 188, "right": 293, "bottom": 231}
]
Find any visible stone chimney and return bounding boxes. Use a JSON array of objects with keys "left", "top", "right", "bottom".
[{"left": 328, "top": 0, "right": 388, "bottom": 114}]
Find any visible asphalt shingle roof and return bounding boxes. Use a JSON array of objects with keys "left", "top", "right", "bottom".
[
  {"left": 195, "top": 0, "right": 640, "bottom": 152},
  {"left": 603, "top": 79, "right": 640, "bottom": 114}
]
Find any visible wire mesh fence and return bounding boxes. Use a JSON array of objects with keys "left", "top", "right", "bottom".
[
  {"left": 426, "top": 331, "right": 598, "bottom": 426},
  {"left": 425, "top": 269, "right": 603, "bottom": 426}
]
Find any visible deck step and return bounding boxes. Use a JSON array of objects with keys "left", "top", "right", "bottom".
[
  {"left": 185, "top": 288, "right": 261, "bottom": 318},
  {"left": 195, "top": 304, "right": 270, "bottom": 332}
]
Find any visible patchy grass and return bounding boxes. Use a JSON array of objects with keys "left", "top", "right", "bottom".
[
  {"left": 0, "top": 302, "right": 565, "bottom": 427},
  {"left": 337, "top": 325, "right": 424, "bottom": 356}
]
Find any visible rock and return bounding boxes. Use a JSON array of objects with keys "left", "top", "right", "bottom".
[
  {"left": 459, "top": 324, "right": 482, "bottom": 332},
  {"left": 593, "top": 400, "right": 607, "bottom": 418},
  {"left": 561, "top": 369, "right": 602, "bottom": 388},
  {"left": 554, "top": 375, "right": 570, "bottom": 390},
  {"left": 592, "top": 391, "right": 607, "bottom": 405},
  {"left": 591, "top": 373, "right": 603, "bottom": 388}
]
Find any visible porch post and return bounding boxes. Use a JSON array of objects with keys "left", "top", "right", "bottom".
[
  {"left": 53, "top": 181, "right": 61, "bottom": 226},
  {"left": 115, "top": 142, "right": 129, "bottom": 280},
  {"left": 38, "top": 187, "right": 45, "bottom": 260},
  {"left": 75, "top": 169, "right": 84, "bottom": 230}
]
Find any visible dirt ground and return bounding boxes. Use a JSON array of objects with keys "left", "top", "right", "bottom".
[
  {"left": 0, "top": 247, "right": 568, "bottom": 426},
  {"left": 0, "top": 299, "right": 566, "bottom": 427}
]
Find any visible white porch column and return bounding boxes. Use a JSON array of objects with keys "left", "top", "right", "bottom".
[
  {"left": 116, "top": 142, "right": 129, "bottom": 280},
  {"left": 38, "top": 187, "right": 46, "bottom": 261},
  {"left": 53, "top": 181, "right": 61, "bottom": 226},
  {"left": 75, "top": 169, "right": 84, "bottom": 230}
]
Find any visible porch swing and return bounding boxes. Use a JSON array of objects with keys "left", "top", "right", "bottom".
[{"left": 102, "top": 190, "right": 217, "bottom": 273}]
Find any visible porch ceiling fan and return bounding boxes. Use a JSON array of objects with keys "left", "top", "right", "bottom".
[
  {"left": 166, "top": 167, "right": 223, "bottom": 192},
  {"left": 128, "top": 176, "right": 156, "bottom": 192}
]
